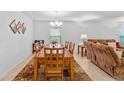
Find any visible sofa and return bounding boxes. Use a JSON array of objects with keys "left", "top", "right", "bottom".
[
  {"left": 88, "top": 39, "right": 124, "bottom": 49},
  {"left": 84, "top": 41, "right": 124, "bottom": 80},
  {"left": 84, "top": 41, "right": 96, "bottom": 64},
  {"left": 88, "top": 39, "right": 116, "bottom": 45}
]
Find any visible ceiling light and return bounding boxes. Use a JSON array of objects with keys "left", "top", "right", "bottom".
[
  {"left": 50, "top": 21, "right": 63, "bottom": 27},
  {"left": 49, "top": 11, "right": 63, "bottom": 27}
]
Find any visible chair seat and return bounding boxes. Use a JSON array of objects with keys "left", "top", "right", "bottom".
[{"left": 47, "top": 70, "right": 62, "bottom": 73}]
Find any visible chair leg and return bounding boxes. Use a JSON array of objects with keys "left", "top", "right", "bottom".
[
  {"left": 44, "top": 66, "right": 47, "bottom": 80},
  {"left": 44, "top": 75, "right": 47, "bottom": 80},
  {"left": 44, "top": 70, "right": 47, "bottom": 80},
  {"left": 62, "top": 74, "right": 63, "bottom": 80}
]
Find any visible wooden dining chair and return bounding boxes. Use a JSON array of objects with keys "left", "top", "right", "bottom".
[
  {"left": 64, "top": 42, "right": 75, "bottom": 76},
  {"left": 34, "top": 42, "right": 43, "bottom": 52},
  {"left": 44, "top": 47, "right": 65, "bottom": 80},
  {"left": 69, "top": 42, "right": 72, "bottom": 50},
  {"left": 69, "top": 42, "right": 75, "bottom": 55},
  {"left": 65, "top": 41, "right": 69, "bottom": 49}
]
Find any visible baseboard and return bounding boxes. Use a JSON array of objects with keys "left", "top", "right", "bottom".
[{"left": 0, "top": 54, "right": 35, "bottom": 81}]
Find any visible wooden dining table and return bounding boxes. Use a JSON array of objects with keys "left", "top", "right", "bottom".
[{"left": 34, "top": 44, "right": 74, "bottom": 80}]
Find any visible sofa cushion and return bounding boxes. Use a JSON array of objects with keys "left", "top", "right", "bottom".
[
  {"left": 108, "top": 42, "right": 116, "bottom": 48},
  {"left": 115, "top": 50, "right": 123, "bottom": 58},
  {"left": 107, "top": 46, "right": 121, "bottom": 66},
  {"left": 98, "top": 40, "right": 108, "bottom": 45}
]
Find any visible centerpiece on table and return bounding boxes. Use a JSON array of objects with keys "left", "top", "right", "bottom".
[{"left": 51, "top": 40, "right": 58, "bottom": 47}]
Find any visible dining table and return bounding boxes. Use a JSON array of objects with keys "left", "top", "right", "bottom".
[{"left": 34, "top": 44, "right": 74, "bottom": 80}]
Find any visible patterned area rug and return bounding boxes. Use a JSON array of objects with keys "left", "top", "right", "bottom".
[{"left": 13, "top": 59, "right": 91, "bottom": 81}]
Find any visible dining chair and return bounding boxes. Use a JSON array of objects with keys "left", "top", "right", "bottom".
[
  {"left": 69, "top": 42, "right": 75, "bottom": 54},
  {"left": 65, "top": 41, "right": 69, "bottom": 49},
  {"left": 64, "top": 42, "right": 75, "bottom": 77},
  {"left": 44, "top": 47, "right": 65, "bottom": 80},
  {"left": 69, "top": 42, "right": 72, "bottom": 50}
]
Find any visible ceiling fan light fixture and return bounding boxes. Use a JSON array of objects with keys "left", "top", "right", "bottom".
[
  {"left": 49, "top": 11, "right": 63, "bottom": 27},
  {"left": 50, "top": 21, "right": 63, "bottom": 27},
  {"left": 50, "top": 21, "right": 55, "bottom": 26}
]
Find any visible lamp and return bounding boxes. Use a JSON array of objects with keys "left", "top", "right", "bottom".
[
  {"left": 80, "top": 34, "right": 87, "bottom": 43},
  {"left": 49, "top": 11, "right": 63, "bottom": 27}
]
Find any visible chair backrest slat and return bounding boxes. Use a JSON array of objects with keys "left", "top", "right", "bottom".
[{"left": 65, "top": 41, "right": 69, "bottom": 49}]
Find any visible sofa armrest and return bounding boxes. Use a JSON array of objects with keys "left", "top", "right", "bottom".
[
  {"left": 120, "top": 57, "right": 124, "bottom": 65},
  {"left": 114, "top": 65, "right": 124, "bottom": 80},
  {"left": 120, "top": 45, "right": 124, "bottom": 49},
  {"left": 114, "top": 50, "right": 123, "bottom": 58}
]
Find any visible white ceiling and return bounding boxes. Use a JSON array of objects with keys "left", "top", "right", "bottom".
[{"left": 22, "top": 11, "right": 124, "bottom": 23}]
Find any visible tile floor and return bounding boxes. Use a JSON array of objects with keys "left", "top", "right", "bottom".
[{"left": 74, "top": 53, "right": 115, "bottom": 81}]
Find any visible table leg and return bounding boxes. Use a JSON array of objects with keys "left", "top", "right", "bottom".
[
  {"left": 34, "top": 57, "right": 38, "bottom": 80},
  {"left": 70, "top": 57, "right": 74, "bottom": 80},
  {"left": 78, "top": 45, "right": 79, "bottom": 54},
  {"left": 85, "top": 48, "right": 87, "bottom": 56},
  {"left": 81, "top": 47, "right": 84, "bottom": 57}
]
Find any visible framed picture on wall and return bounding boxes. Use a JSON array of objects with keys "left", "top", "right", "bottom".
[
  {"left": 22, "top": 26, "right": 26, "bottom": 34},
  {"left": 17, "top": 22, "right": 26, "bottom": 34},
  {"left": 9, "top": 19, "right": 18, "bottom": 34},
  {"left": 9, "top": 19, "right": 26, "bottom": 34}
]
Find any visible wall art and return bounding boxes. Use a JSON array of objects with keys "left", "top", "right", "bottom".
[{"left": 9, "top": 19, "right": 26, "bottom": 34}]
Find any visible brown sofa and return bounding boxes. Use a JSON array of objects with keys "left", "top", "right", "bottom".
[
  {"left": 88, "top": 39, "right": 124, "bottom": 49},
  {"left": 84, "top": 41, "right": 124, "bottom": 80},
  {"left": 88, "top": 39, "right": 116, "bottom": 45},
  {"left": 84, "top": 42, "right": 96, "bottom": 64}
]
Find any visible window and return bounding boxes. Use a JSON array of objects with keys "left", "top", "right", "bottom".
[
  {"left": 120, "top": 28, "right": 124, "bottom": 45},
  {"left": 49, "top": 28, "right": 61, "bottom": 44}
]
